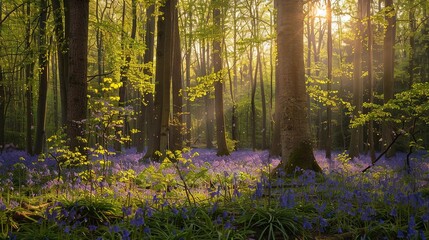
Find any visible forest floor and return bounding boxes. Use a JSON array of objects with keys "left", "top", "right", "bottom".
[{"left": 0, "top": 148, "right": 429, "bottom": 239}]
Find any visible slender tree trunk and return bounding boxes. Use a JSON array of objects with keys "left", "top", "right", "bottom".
[
  {"left": 170, "top": 3, "right": 183, "bottom": 151},
  {"left": 184, "top": 5, "right": 193, "bottom": 147},
  {"left": 326, "top": 0, "right": 332, "bottom": 159},
  {"left": 270, "top": 1, "right": 281, "bottom": 157},
  {"left": 408, "top": 0, "right": 416, "bottom": 89},
  {"left": 213, "top": 1, "right": 229, "bottom": 156},
  {"left": 382, "top": 0, "right": 396, "bottom": 154},
  {"left": 66, "top": 0, "right": 89, "bottom": 153},
  {"left": 24, "top": 2, "right": 34, "bottom": 155},
  {"left": 250, "top": 47, "right": 257, "bottom": 150},
  {"left": 52, "top": 0, "right": 68, "bottom": 126},
  {"left": 349, "top": 0, "right": 364, "bottom": 159},
  {"left": 366, "top": 0, "right": 376, "bottom": 162},
  {"left": 35, "top": 0, "right": 48, "bottom": 154},
  {"left": 258, "top": 46, "right": 267, "bottom": 149},
  {"left": 139, "top": 4, "right": 155, "bottom": 154},
  {"left": 274, "top": 0, "right": 321, "bottom": 174}
]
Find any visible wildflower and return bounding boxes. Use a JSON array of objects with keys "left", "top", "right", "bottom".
[
  {"left": 88, "top": 225, "right": 97, "bottom": 232},
  {"left": 143, "top": 226, "right": 151, "bottom": 234},
  {"left": 422, "top": 212, "right": 429, "bottom": 222},
  {"left": 224, "top": 221, "right": 232, "bottom": 229},
  {"left": 407, "top": 216, "right": 417, "bottom": 237},
  {"left": 302, "top": 218, "right": 312, "bottom": 230},
  {"left": 109, "top": 225, "right": 121, "bottom": 233},
  {"left": 280, "top": 190, "right": 295, "bottom": 209},
  {"left": 254, "top": 182, "right": 263, "bottom": 199},
  {"left": 122, "top": 206, "right": 132, "bottom": 217},
  {"left": 122, "top": 229, "right": 131, "bottom": 240},
  {"left": 389, "top": 208, "right": 397, "bottom": 217},
  {"left": 64, "top": 226, "right": 71, "bottom": 234},
  {"left": 397, "top": 230, "right": 405, "bottom": 238},
  {"left": 0, "top": 199, "right": 6, "bottom": 211}
]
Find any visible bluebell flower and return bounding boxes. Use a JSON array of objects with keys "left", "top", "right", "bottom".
[
  {"left": 109, "top": 225, "right": 121, "bottom": 233},
  {"left": 407, "top": 216, "right": 417, "bottom": 237},
  {"left": 64, "top": 226, "right": 71, "bottom": 234},
  {"left": 88, "top": 225, "right": 97, "bottom": 232},
  {"left": 280, "top": 190, "right": 295, "bottom": 208},
  {"left": 422, "top": 212, "right": 429, "bottom": 222},
  {"left": 122, "top": 229, "right": 131, "bottom": 240},
  {"left": 144, "top": 226, "right": 151, "bottom": 234},
  {"left": 397, "top": 230, "right": 405, "bottom": 238},
  {"left": 389, "top": 208, "right": 397, "bottom": 217},
  {"left": 419, "top": 230, "right": 426, "bottom": 240},
  {"left": 302, "top": 218, "right": 312, "bottom": 230},
  {"left": 122, "top": 206, "right": 132, "bottom": 217},
  {"left": 254, "top": 182, "right": 263, "bottom": 199},
  {"left": 0, "top": 199, "right": 6, "bottom": 211},
  {"left": 224, "top": 221, "right": 232, "bottom": 229}
]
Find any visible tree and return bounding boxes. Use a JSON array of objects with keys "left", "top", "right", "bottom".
[
  {"left": 66, "top": 0, "right": 90, "bottom": 153},
  {"left": 212, "top": 0, "right": 229, "bottom": 156},
  {"left": 348, "top": 0, "right": 364, "bottom": 159},
  {"left": 170, "top": 3, "right": 184, "bottom": 151},
  {"left": 145, "top": 0, "right": 175, "bottom": 159},
  {"left": 382, "top": 0, "right": 396, "bottom": 153},
  {"left": 274, "top": 0, "right": 321, "bottom": 174},
  {"left": 137, "top": 3, "right": 155, "bottom": 154},
  {"left": 325, "top": 0, "right": 333, "bottom": 159},
  {"left": 35, "top": 0, "right": 48, "bottom": 154}
]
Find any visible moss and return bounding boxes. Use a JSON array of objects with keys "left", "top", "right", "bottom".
[{"left": 283, "top": 140, "right": 322, "bottom": 174}]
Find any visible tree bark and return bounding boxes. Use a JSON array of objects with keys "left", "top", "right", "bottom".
[
  {"left": 66, "top": 0, "right": 89, "bottom": 153},
  {"left": 25, "top": 2, "right": 34, "bottom": 155},
  {"left": 35, "top": 0, "right": 48, "bottom": 155},
  {"left": 274, "top": 0, "right": 321, "bottom": 174},
  {"left": 326, "top": 0, "right": 332, "bottom": 159},
  {"left": 139, "top": 4, "right": 155, "bottom": 154},
  {"left": 348, "top": 0, "right": 364, "bottom": 159},
  {"left": 52, "top": 0, "right": 68, "bottom": 126},
  {"left": 213, "top": 1, "right": 229, "bottom": 156},
  {"left": 382, "top": 0, "right": 396, "bottom": 154},
  {"left": 170, "top": 2, "right": 183, "bottom": 151}
]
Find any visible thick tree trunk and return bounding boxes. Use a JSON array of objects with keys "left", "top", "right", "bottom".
[
  {"left": 147, "top": 0, "right": 174, "bottom": 159},
  {"left": 35, "top": 0, "right": 48, "bottom": 155},
  {"left": 275, "top": 0, "right": 321, "bottom": 174},
  {"left": 66, "top": 0, "right": 89, "bottom": 153},
  {"left": 139, "top": 4, "right": 155, "bottom": 154}
]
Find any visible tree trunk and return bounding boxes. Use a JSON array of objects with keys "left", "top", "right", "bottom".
[
  {"left": 213, "top": 1, "right": 229, "bottom": 156},
  {"left": 52, "top": 0, "right": 68, "bottom": 126},
  {"left": 66, "top": 0, "right": 89, "bottom": 153},
  {"left": 366, "top": 0, "right": 376, "bottom": 162},
  {"left": 258, "top": 45, "right": 267, "bottom": 149},
  {"left": 184, "top": 4, "right": 193, "bottom": 147},
  {"left": 382, "top": 0, "right": 396, "bottom": 154},
  {"left": 139, "top": 4, "right": 155, "bottom": 154},
  {"left": 35, "top": 0, "right": 48, "bottom": 155},
  {"left": 147, "top": 0, "right": 174, "bottom": 159},
  {"left": 25, "top": 2, "right": 34, "bottom": 155},
  {"left": 326, "top": 0, "right": 332, "bottom": 159},
  {"left": 170, "top": 2, "right": 183, "bottom": 151},
  {"left": 274, "top": 0, "right": 321, "bottom": 174},
  {"left": 348, "top": 0, "right": 364, "bottom": 159}
]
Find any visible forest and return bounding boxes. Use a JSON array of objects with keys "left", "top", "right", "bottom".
[{"left": 0, "top": 0, "right": 429, "bottom": 239}]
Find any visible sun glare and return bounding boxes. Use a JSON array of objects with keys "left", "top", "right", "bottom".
[{"left": 316, "top": 7, "right": 327, "bottom": 18}]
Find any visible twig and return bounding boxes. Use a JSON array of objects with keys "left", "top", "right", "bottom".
[{"left": 362, "top": 132, "right": 402, "bottom": 173}]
